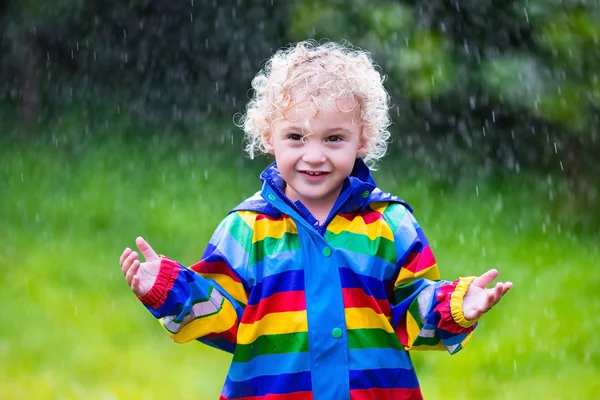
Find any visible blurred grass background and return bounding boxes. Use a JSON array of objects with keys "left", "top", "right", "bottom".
[{"left": 1, "top": 110, "right": 598, "bottom": 400}]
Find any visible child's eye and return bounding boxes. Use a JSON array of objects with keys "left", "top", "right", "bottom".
[
  {"left": 287, "top": 133, "right": 303, "bottom": 141},
  {"left": 326, "top": 135, "right": 343, "bottom": 142}
]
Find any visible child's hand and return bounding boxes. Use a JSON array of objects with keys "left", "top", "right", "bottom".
[
  {"left": 463, "top": 269, "right": 512, "bottom": 320},
  {"left": 119, "top": 237, "right": 160, "bottom": 297}
]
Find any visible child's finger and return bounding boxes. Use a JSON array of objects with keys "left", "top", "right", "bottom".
[
  {"left": 136, "top": 237, "right": 159, "bottom": 262},
  {"left": 472, "top": 269, "right": 499, "bottom": 289},
  {"left": 126, "top": 260, "right": 141, "bottom": 286},
  {"left": 121, "top": 251, "right": 139, "bottom": 275},
  {"left": 131, "top": 275, "right": 143, "bottom": 297},
  {"left": 119, "top": 248, "right": 132, "bottom": 266}
]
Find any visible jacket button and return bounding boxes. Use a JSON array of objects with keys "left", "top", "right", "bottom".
[
  {"left": 322, "top": 247, "right": 332, "bottom": 257},
  {"left": 332, "top": 328, "right": 343, "bottom": 338},
  {"left": 361, "top": 190, "right": 370, "bottom": 198},
  {"left": 268, "top": 194, "right": 276, "bottom": 201}
]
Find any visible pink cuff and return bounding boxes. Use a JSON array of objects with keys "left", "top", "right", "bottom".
[{"left": 138, "top": 256, "right": 180, "bottom": 309}]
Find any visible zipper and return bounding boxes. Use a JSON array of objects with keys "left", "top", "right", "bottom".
[
  {"left": 266, "top": 178, "right": 316, "bottom": 222},
  {"left": 318, "top": 190, "right": 353, "bottom": 236},
  {"left": 266, "top": 178, "right": 336, "bottom": 234}
]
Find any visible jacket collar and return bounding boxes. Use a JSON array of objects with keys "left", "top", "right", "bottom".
[{"left": 230, "top": 159, "right": 411, "bottom": 220}]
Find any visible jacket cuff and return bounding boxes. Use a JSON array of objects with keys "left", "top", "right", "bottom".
[
  {"left": 138, "top": 256, "right": 180, "bottom": 309},
  {"left": 450, "top": 276, "right": 478, "bottom": 328}
]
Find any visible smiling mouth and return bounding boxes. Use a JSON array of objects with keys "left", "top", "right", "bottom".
[{"left": 301, "top": 171, "right": 328, "bottom": 176}]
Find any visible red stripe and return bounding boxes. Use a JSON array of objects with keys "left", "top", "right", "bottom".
[
  {"left": 342, "top": 288, "right": 390, "bottom": 316},
  {"left": 220, "top": 391, "right": 313, "bottom": 400},
  {"left": 205, "top": 323, "right": 238, "bottom": 343},
  {"left": 402, "top": 246, "right": 436, "bottom": 273},
  {"left": 339, "top": 209, "right": 385, "bottom": 225},
  {"left": 241, "top": 290, "right": 306, "bottom": 324},
  {"left": 395, "top": 323, "right": 409, "bottom": 348},
  {"left": 191, "top": 260, "right": 242, "bottom": 283},
  {"left": 350, "top": 387, "right": 423, "bottom": 400},
  {"left": 256, "top": 213, "right": 286, "bottom": 222},
  {"left": 434, "top": 282, "right": 475, "bottom": 335}
]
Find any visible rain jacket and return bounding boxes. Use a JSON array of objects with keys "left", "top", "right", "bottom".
[{"left": 139, "top": 159, "right": 479, "bottom": 400}]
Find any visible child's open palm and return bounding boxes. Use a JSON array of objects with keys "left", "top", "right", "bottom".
[
  {"left": 462, "top": 269, "right": 512, "bottom": 321},
  {"left": 119, "top": 237, "right": 160, "bottom": 297}
]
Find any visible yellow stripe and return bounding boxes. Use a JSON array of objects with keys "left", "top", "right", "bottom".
[
  {"left": 345, "top": 307, "right": 394, "bottom": 332},
  {"left": 395, "top": 264, "right": 441, "bottom": 287},
  {"left": 165, "top": 300, "right": 237, "bottom": 343},
  {"left": 201, "top": 273, "right": 248, "bottom": 305},
  {"left": 460, "top": 331, "right": 475, "bottom": 348},
  {"left": 236, "top": 210, "right": 258, "bottom": 229},
  {"left": 253, "top": 216, "right": 298, "bottom": 243},
  {"left": 405, "top": 311, "right": 422, "bottom": 349},
  {"left": 237, "top": 311, "right": 308, "bottom": 345},
  {"left": 327, "top": 214, "right": 394, "bottom": 241},
  {"left": 368, "top": 202, "right": 390, "bottom": 214}
]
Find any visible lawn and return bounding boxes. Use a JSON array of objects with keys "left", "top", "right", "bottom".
[{"left": 1, "top": 114, "right": 598, "bottom": 399}]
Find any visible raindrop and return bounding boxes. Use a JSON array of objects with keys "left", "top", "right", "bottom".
[{"left": 523, "top": 8, "right": 529, "bottom": 23}]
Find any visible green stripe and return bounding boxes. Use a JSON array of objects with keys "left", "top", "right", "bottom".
[
  {"left": 347, "top": 328, "right": 404, "bottom": 350},
  {"left": 233, "top": 331, "right": 309, "bottom": 363},
  {"left": 412, "top": 335, "right": 441, "bottom": 347},
  {"left": 324, "top": 230, "right": 396, "bottom": 261},
  {"left": 407, "top": 297, "right": 423, "bottom": 329},
  {"left": 221, "top": 212, "right": 255, "bottom": 251},
  {"left": 380, "top": 202, "right": 409, "bottom": 233},
  {"left": 392, "top": 281, "right": 416, "bottom": 304},
  {"left": 248, "top": 232, "right": 301, "bottom": 265}
]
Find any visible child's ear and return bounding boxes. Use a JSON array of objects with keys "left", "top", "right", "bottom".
[
  {"left": 357, "top": 138, "right": 368, "bottom": 158},
  {"left": 262, "top": 132, "right": 275, "bottom": 154}
]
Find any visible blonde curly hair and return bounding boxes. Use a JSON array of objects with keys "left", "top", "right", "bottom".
[{"left": 236, "top": 40, "right": 392, "bottom": 168}]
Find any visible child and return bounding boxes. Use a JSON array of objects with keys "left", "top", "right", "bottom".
[{"left": 119, "top": 40, "right": 512, "bottom": 400}]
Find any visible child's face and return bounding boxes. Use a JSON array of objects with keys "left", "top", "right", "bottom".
[{"left": 265, "top": 95, "right": 366, "bottom": 212}]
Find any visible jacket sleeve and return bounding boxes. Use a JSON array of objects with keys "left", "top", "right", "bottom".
[
  {"left": 385, "top": 203, "right": 478, "bottom": 355},
  {"left": 138, "top": 211, "right": 255, "bottom": 353}
]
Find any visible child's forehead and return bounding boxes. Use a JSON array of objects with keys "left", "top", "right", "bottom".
[
  {"left": 280, "top": 93, "right": 358, "bottom": 118},
  {"left": 272, "top": 94, "right": 361, "bottom": 131}
]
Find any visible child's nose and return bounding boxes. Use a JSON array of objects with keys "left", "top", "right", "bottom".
[{"left": 302, "top": 143, "right": 326, "bottom": 164}]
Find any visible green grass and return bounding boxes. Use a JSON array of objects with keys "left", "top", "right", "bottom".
[{"left": 1, "top": 115, "right": 598, "bottom": 399}]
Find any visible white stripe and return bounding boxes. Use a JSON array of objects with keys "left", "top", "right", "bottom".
[
  {"left": 419, "top": 328, "right": 436, "bottom": 338},
  {"left": 417, "top": 284, "right": 435, "bottom": 323},
  {"left": 163, "top": 289, "right": 225, "bottom": 333}
]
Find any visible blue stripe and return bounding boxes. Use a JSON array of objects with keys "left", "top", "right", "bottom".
[
  {"left": 339, "top": 267, "right": 387, "bottom": 299},
  {"left": 349, "top": 367, "right": 419, "bottom": 390},
  {"left": 199, "top": 335, "right": 235, "bottom": 354},
  {"left": 222, "top": 371, "right": 312, "bottom": 398},
  {"left": 245, "top": 250, "right": 305, "bottom": 286},
  {"left": 349, "top": 348, "right": 412, "bottom": 370},
  {"left": 247, "top": 269, "right": 305, "bottom": 305},
  {"left": 228, "top": 351, "right": 311, "bottom": 381},
  {"left": 335, "top": 249, "right": 397, "bottom": 281},
  {"left": 439, "top": 330, "right": 470, "bottom": 346},
  {"left": 205, "top": 225, "right": 250, "bottom": 274}
]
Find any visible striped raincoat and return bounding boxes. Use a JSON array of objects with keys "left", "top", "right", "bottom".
[{"left": 139, "top": 159, "right": 478, "bottom": 399}]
